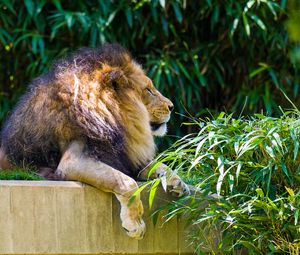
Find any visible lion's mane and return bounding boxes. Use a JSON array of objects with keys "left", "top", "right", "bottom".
[{"left": 0, "top": 44, "right": 155, "bottom": 178}]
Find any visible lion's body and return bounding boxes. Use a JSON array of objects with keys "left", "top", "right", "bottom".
[
  {"left": 1, "top": 45, "right": 157, "bottom": 178},
  {"left": 0, "top": 44, "right": 187, "bottom": 239}
]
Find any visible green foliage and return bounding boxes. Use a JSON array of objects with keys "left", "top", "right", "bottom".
[
  {"left": 0, "top": 169, "right": 44, "bottom": 180},
  {"left": 286, "top": 0, "right": 300, "bottom": 64},
  {"left": 149, "top": 110, "right": 300, "bottom": 254},
  {"left": 0, "top": 0, "right": 297, "bottom": 141}
]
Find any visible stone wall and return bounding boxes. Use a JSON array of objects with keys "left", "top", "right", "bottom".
[{"left": 0, "top": 181, "right": 193, "bottom": 255}]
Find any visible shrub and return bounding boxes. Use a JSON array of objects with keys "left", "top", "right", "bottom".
[{"left": 149, "top": 109, "right": 300, "bottom": 254}]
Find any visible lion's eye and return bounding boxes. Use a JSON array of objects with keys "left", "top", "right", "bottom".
[{"left": 146, "top": 88, "right": 154, "bottom": 96}]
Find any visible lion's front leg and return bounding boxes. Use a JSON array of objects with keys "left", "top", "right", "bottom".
[
  {"left": 56, "top": 141, "right": 145, "bottom": 240},
  {"left": 139, "top": 163, "right": 190, "bottom": 197}
]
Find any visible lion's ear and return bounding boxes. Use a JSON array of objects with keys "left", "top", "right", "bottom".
[
  {"left": 102, "top": 66, "right": 128, "bottom": 90},
  {"left": 108, "top": 70, "right": 123, "bottom": 91}
]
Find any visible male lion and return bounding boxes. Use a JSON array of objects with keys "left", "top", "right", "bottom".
[{"left": 0, "top": 43, "right": 188, "bottom": 239}]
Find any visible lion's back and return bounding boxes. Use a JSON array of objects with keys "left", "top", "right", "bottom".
[{"left": 0, "top": 73, "right": 76, "bottom": 168}]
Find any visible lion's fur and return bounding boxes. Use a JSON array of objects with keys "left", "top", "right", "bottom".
[{"left": 0, "top": 44, "right": 172, "bottom": 179}]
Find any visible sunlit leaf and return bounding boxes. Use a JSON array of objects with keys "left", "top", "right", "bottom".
[
  {"left": 242, "top": 13, "right": 250, "bottom": 36},
  {"left": 149, "top": 179, "right": 160, "bottom": 208}
]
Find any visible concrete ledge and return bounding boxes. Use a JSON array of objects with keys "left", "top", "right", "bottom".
[{"left": 0, "top": 181, "right": 193, "bottom": 255}]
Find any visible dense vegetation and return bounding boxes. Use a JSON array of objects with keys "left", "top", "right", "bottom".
[
  {"left": 0, "top": 0, "right": 297, "bottom": 141},
  {"left": 2, "top": 0, "right": 300, "bottom": 252},
  {"left": 148, "top": 110, "right": 300, "bottom": 254}
]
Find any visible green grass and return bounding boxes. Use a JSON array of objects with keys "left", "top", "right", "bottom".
[
  {"left": 147, "top": 110, "right": 300, "bottom": 254},
  {"left": 0, "top": 169, "right": 44, "bottom": 180}
]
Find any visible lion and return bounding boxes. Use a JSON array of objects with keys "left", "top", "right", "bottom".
[{"left": 0, "top": 43, "right": 188, "bottom": 239}]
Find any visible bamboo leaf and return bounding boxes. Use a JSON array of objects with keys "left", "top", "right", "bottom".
[
  {"left": 125, "top": 8, "right": 133, "bottom": 28},
  {"left": 159, "top": 0, "right": 165, "bottom": 8},
  {"left": 172, "top": 2, "right": 183, "bottom": 23},
  {"left": 242, "top": 13, "right": 250, "bottom": 36},
  {"left": 24, "top": 0, "right": 34, "bottom": 16},
  {"left": 149, "top": 179, "right": 160, "bottom": 209},
  {"left": 250, "top": 14, "right": 266, "bottom": 30}
]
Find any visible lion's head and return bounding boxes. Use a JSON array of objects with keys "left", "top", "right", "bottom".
[{"left": 91, "top": 53, "right": 174, "bottom": 138}]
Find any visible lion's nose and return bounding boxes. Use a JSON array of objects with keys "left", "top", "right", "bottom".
[{"left": 168, "top": 105, "right": 174, "bottom": 112}]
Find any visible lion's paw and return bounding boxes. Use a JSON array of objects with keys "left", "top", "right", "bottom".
[
  {"left": 120, "top": 200, "right": 146, "bottom": 240},
  {"left": 122, "top": 218, "right": 146, "bottom": 240},
  {"left": 167, "top": 175, "right": 190, "bottom": 197}
]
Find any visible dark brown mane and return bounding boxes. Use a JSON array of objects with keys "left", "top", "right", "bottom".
[{"left": 52, "top": 43, "right": 132, "bottom": 75}]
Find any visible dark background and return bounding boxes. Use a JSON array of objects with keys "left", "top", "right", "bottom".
[{"left": 0, "top": 0, "right": 298, "bottom": 147}]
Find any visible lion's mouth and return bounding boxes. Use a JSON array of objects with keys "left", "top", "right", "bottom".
[{"left": 150, "top": 122, "right": 166, "bottom": 131}]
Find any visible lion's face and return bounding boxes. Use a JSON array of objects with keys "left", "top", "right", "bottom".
[
  {"left": 140, "top": 77, "right": 174, "bottom": 137},
  {"left": 101, "top": 60, "right": 173, "bottom": 138}
]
